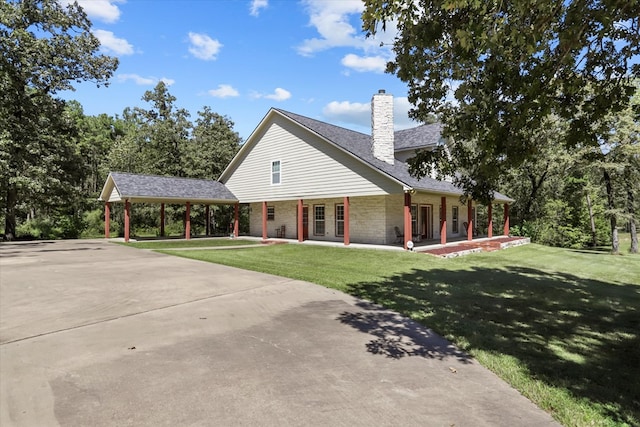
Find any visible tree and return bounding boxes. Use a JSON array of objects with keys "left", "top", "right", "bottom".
[
  {"left": 134, "top": 82, "right": 191, "bottom": 177},
  {"left": 594, "top": 83, "right": 640, "bottom": 253},
  {"left": 362, "top": 0, "right": 640, "bottom": 204},
  {"left": 186, "top": 106, "right": 242, "bottom": 180},
  {"left": 0, "top": 0, "right": 118, "bottom": 239}
]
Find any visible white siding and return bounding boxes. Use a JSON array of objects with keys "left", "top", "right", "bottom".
[
  {"left": 224, "top": 115, "right": 401, "bottom": 203},
  {"left": 109, "top": 186, "right": 121, "bottom": 202}
]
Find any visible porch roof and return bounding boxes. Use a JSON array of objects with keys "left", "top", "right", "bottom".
[{"left": 99, "top": 172, "right": 238, "bottom": 204}]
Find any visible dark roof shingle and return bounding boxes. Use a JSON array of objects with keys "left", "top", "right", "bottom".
[{"left": 109, "top": 172, "right": 237, "bottom": 201}]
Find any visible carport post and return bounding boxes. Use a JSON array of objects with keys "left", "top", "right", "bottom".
[
  {"left": 467, "top": 200, "right": 473, "bottom": 241},
  {"left": 104, "top": 202, "right": 110, "bottom": 238},
  {"left": 205, "top": 205, "right": 210, "bottom": 236},
  {"left": 503, "top": 203, "right": 510, "bottom": 236},
  {"left": 440, "top": 196, "right": 447, "bottom": 245},
  {"left": 185, "top": 202, "right": 191, "bottom": 240},
  {"left": 124, "top": 199, "right": 130, "bottom": 242},
  {"left": 488, "top": 203, "right": 493, "bottom": 238},
  {"left": 160, "top": 203, "right": 165, "bottom": 237},
  {"left": 233, "top": 203, "right": 239, "bottom": 238}
]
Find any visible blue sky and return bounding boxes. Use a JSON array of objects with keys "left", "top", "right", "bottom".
[{"left": 59, "top": 0, "right": 417, "bottom": 141}]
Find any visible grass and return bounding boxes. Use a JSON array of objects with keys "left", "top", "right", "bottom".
[
  {"left": 116, "top": 237, "right": 259, "bottom": 249},
  {"left": 153, "top": 242, "right": 640, "bottom": 426}
]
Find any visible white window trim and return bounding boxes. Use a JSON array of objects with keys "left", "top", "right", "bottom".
[{"left": 271, "top": 160, "right": 281, "bottom": 185}]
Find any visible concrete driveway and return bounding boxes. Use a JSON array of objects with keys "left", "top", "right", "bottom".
[{"left": 0, "top": 239, "right": 557, "bottom": 426}]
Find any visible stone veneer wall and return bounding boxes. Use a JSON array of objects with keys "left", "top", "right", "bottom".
[{"left": 249, "top": 195, "right": 475, "bottom": 244}]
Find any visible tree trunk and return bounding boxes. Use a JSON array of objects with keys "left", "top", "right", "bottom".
[
  {"left": 523, "top": 168, "right": 548, "bottom": 222},
  {"left": 628, "top": 187, "right": 638, "bottom": 254},
  {"left": 603, "top": 170, "right": 619, "bottom": 254},
  {"left": 585, "top": 192, "right": 596, "bottom": 247},
  {"left": 4, "top": 186, "right": 18, "bottom": 241}
]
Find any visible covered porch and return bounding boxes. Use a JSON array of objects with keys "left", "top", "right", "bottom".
[
  {"left": 248, "top": 191, "right": 511, "bottom": 251},
  {"left": 398, "top": 191, "right": 512, "bottom": 250}
]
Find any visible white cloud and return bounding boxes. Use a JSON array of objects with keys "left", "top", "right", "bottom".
[
  {"left": 322, "top": 100, "right": 370, "bottom": 128},
  {"left": 296, "top": 0, "right": 397, "bottom": 56},
  {"left": 393, "top": 97, "right": 417, "bottom": 129},
  {"left": 209, "top": 84, "right": 240, "bottom": 98},
  {"left": 253, "top": 88, "right": 291, "bottom": 101},
  {"left": 117, "top": 74, "right": 174, "bottom": 86},
  {"left": 341, "top": 54, "right": 387, "bottom": 73},
  {"left": 322, "top": 96, "right": 416, "bottom": 130},
  {"left": 249, "top": 0, "right": 268, "bottom": 16},
  {"left": 297, "top": 0, "right": 365, "bottom": 56},
  {"left": 61, "top": 0, "right": 124, "bottom": 23},
  {"left": 188, "top": 32, "right": 222, "bottom": 61},
  {"left": 93, "top": 29, "right": 134, "bottom": 55}
]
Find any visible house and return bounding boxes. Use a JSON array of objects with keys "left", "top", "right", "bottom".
[{"left": 218, "top": 90, "right": 513, "bottom": 249}]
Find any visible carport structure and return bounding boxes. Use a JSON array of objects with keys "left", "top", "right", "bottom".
[{"left": 99, "top": 172, "right": 239, "bottom": 242}]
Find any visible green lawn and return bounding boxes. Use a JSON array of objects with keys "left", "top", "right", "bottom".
[
  {"left": 116, "top": 238, "right": 259, "bottom": 249},
  {"left": 155, "top": 243, "right": 639, "bottom": 427}
]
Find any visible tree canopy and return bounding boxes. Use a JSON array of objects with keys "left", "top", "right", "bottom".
[
  {"left": 1, "top": 0, "right": 119, "bottom": 239},
  {"left": 362, "top": 0, "right": 640, "bottom": 204}
]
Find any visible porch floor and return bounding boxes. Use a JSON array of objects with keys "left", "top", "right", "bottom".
[{"left": 254, "top": 235, "right": 530, "bottom": 257}]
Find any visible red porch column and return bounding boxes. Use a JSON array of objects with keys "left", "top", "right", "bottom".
[
  {"left": 160, "top": 203, "right": 165, "bottom": 237},
  {"left": 503, "top": 203, "right": 510, "bottom": 236},
  {"left": 104, "top": 202, "right": 110, "bottom": 238},
  {"left": 233, "top": 203, "right": 239, "bottom": 238},
  {"left": 205, "top": 204, "right": 210, "bottom": 236},
  {"left": 124, "top": 199, "right": 130, "bottom": 243},
  {"left": 440, "top": 196, "right": 447, "bottom": 245},
  {"left": 404, "top": 192, "right": 412, "bottom": 250},
  {"left": 488, "top": 203, "right": 493, "bottom": 238},
  {"left": 262, "top": 201, "right": 267, "bottom": 240},
  {"left": 467, "top": 200, "right": 473, "bottom": 241},
  {"left": 343, "top": 196, "right": 350, "bottom": 246},
  {"left": 185, "top": 202, "right": 191, "bottom": 240},
  {"left": 298, "top": 199, "right": 304, "bottom": 242}
]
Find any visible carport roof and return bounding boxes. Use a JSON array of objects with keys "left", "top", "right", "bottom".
[{"left": 99, "top": 172, "right": 238, "bottom": 204}]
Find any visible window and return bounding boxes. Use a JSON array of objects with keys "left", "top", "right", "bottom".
[
  {"left": 314, "top": 205, "right": 325, "bottom": 235},
  {"left": 335, "top": 204, "right": 344, "bottom": 236},
  {"left": 411, "top": 204, "right": 418, "bottom": 235},
  {"left": 267, "top": 206, "right": 275, "bottom": 221},
  {"left": 271, "top": 160, "right": 281, "bottom": 184},
  {"left": 452, "top": 206, "right": 459, "bottom": 233}
]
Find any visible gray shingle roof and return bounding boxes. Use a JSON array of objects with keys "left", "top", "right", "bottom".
[
  {"left": 108, "top": 172, "right": 237, "bottom": 202},
  {"left": 394, "top": 123, "right": 444, "bottom": 151},
  {"left": 274, "top": 109, "right": 513, "bottom": 202}
]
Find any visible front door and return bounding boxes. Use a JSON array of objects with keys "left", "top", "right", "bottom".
[{"left": 421, "top": 205, "right": 433, "bottom": 239}]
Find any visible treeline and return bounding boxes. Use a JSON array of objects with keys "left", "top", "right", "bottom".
[
  {"left": 499, "top": 87, "right": 639, "bottom": 253},
  {"left": 2, "top": 82, "right": 242, "bottom": 240}
]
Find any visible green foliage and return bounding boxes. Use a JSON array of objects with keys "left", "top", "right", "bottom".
[
  {"left": 186, "top": 106, "right": 242, "bottom": 179},
  {"left": 363, "top": 0, "right": 640, "bottom": 204},
  {"left": 17, "top": 210, "right": 84, "bottom": 240},
  {"left": 1, "top": 0, "right": 118, "bottom": 239}
]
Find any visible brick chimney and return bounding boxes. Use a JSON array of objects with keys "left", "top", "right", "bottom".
[{"left": 371, "top": 89, "right": 394, "bottom": 165}]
